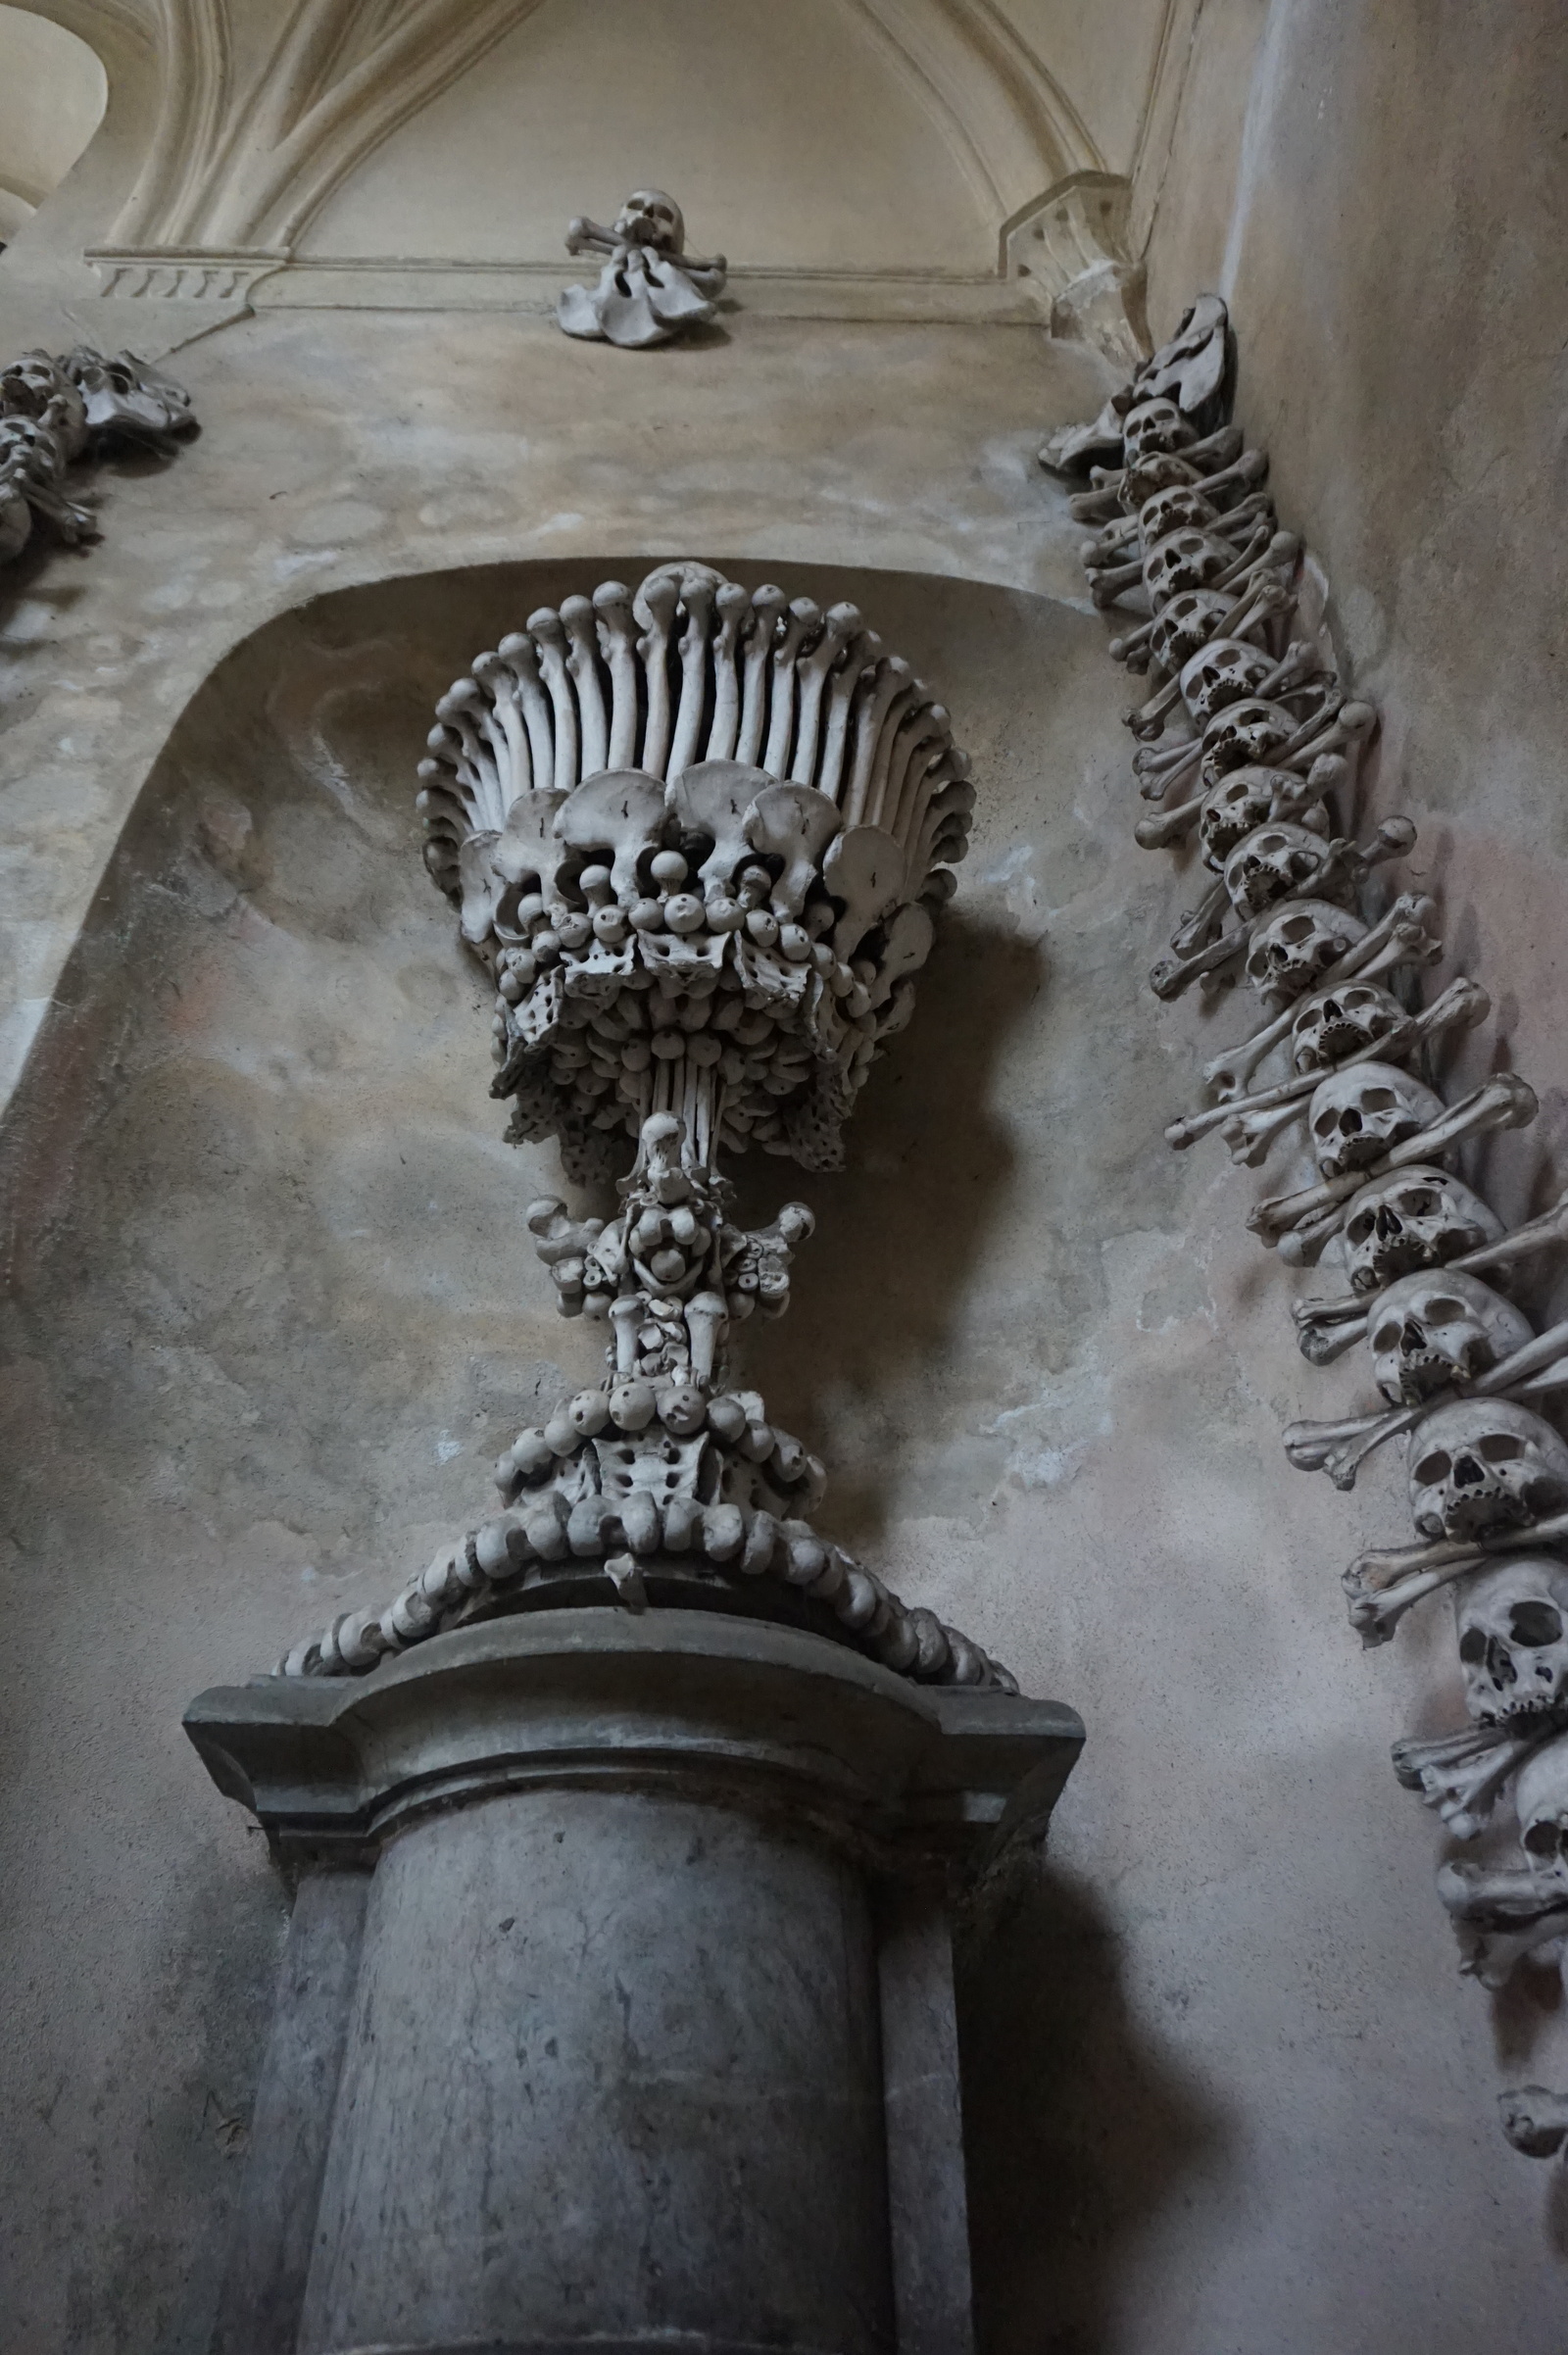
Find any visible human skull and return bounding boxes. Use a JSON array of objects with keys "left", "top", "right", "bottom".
[
  {"left": 1455, "top": 1566, "right": 1568, "bottom": 1729},
  {"left": 1290, "top": 981, "right": 1405, "bottom": 1073},
  {"left": 1513, "top": 1729, "right": 1568, "bottom": 1864},
  {"left": 1199, "top": 699, "right": 1298, "bottom": 793},
  {"left": 1408, "top": 1400, "right": 1568, "bottom": 1542},
  {"left": 1142, "top": 527, "right": 1236, "bottom": 606},
  {"left": 1244, "top": 899, "right": 1367, "bottom": 1006},
  {"left": 1306, "top": 1060, "right": 1444, "bottom": 1180},
  {"left": 0, "top": 351, "right": 86, "bottom": 458},
  {"left": 1180, "top": 639, "right": 1277, "bottom": 728},
  {"left": 1341, "top": 1164, "right": 1504, "bottom": 1294},
  {"left": 1120, "top": 451, "right": 1202, "bottom": 511},
  {"left": 1150, "top": 588, "right": 1232, "bottom": 672},
  {"left": 615, "top": 189, "right": 685, "bottom": 253},
  {"left": 1121, "top": 398, "right": 1194, "bottom": 464},
  {"left": 1200, "top": 765, "right": 1325, "bottom": 869},
  {"left": 1138, "top": 485, "right": 1220, "bottom": 550},
  {"left": 1368, "top": 1271, "right": 1534, "bottom": 1406},
  {"left": 1223, "top": 822, "right": 1340, "bottom": 922}
]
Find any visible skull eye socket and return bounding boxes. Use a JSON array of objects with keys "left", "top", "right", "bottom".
[
  {"left": 1313, "top": 1107, "right": 1342, "bottom": 1139},
  {"left": 1508, "top": 1601, "right": 1564, "bottom": 1647},
  {"left": 1371, "top": 1318, "right": 1404, "bottom": 1354},
  {"left": 1479, "top": 1432, "right": 1525, "bottom": 1463},
  {"left": 1279, "top": 915, "right": 1313, "bottom": 943},
  {"left": 1423, "top": 1298, "right": 1466, "bottom": 1324},
  {"left": 1413, "top": 1449, "right": 1452, "bottom": 1486},
  {"left": 1347, "top": 1212, "right": 1375, "bottom": 1245},
  {"left": 1361, "top": 1088, "right": 1397, "bottom": 1112},
  {"left": 1393, "top": 1188, "right": 1439, "bottom": 1218},
  {"left": 1458, "top": 1626, "right": 1489, "bottom": 1663}
]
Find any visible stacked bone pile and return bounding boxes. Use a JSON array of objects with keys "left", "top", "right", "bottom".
[
  {"left": 0, "top": 346, "right": 195, "bottom": 564},
  {"left": 1048, "top": 296, "right": 1568, "bottom": 2168},
  {"left": 280, "top": 562, "right": 1012, "bottom": 1696}
]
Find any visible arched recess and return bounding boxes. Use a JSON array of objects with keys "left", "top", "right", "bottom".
[
  {"left": 0, "top": 4, "right": 107, "bottom": 241},
  {"left": 98, "top": 0, "right": 1118, "bottom": 276}
]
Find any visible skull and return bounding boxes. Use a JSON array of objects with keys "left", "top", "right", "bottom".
[
  {"left": 0, "top": 351, "right": 86, "bottom": 458},
  {"left": 1120, "top": 451, "right": 1202, "bottom": 511},
  {"left": 1290, "top": 981, "right": 1405, "bottom": 1073},
  {"left": 1199, "top": 699, "right": 1298, "bottom": 793},
  {"left": 1200, "top": 765, "right": 1325, "bottom": 869},
  {"left": 1245, "top": 899, "right": 1367, "bottom": 1006},
  {"left": 1368, "top": 1271, "right": 1534, "bottom": 1406},
  {"left": 1223, "top": 822, "right": 1341, "bottom": 922},
  {"left": 1455, "top": 1565, "right": 1568, "bottom": 1729},
  {"left": 1408, "top": 1400, "right": 1568, "bottom": 1542},
  {"left": 1180, "top": 639, "right": 1277, "bottom": 727},
  {"left": 1138, "top": 484, "right": 1219, "bottom": 545},
  {"left": 1142, "top": 527, "right": 1236, "bottom": 607},
  {"left": 1513, "top": 1728, "right": 1568, "bottom": 1863},
  {"left": 1150, "top": 588, "right": 1231, "bottom": 672},
  {"left": 1341, "top": 1164, "right": 1504, "bottom": 1294},
  {"left": 615, "top": 189, "right": 685, "bottom": 253},
  {"left": 1306, "top": 1060, "right": 1444, "bottom": 1179},
  {"left": 1121, "top": 398, "right": 1194, "bottom": 464}
]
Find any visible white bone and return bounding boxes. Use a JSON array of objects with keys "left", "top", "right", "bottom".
[
  {"left": 527, "top": 608, "right": 581, "bottom": 794},
  {"left": 704, "top": 580, "right": 752, "bottom": 761},
  {"left": 668, "top": 574, "right": 716, "bottom": 780},
  {"left": 555, "top": 769, "right": 666, "bottom": 904},
  {"left": 790, "top": 602, "right": 859, "bottom": 786},
  {"left": 1393, "top": 1720, "right": 1555, "bottom": 1840},
  {"left": 559, "top": 595, "right": 609, "bottom": 779},
  {"left": 1499, "top": 2086, "right": 1568, "bottom": 2158},
  {"left": 822, "top": 824, "right": 905, "bottom": 961},
  {"left": 591, "top": 582, "right": 641, "bottom": 771},
  {"left": 817, "top": 630, "right": 879, "bottom": 806},
  {"left": 762, "top": 598, "right": 819, "bottom": 778},
  {"left": 497, "top": 630, "right": 558, "bottom": 790},
  {"left": 1202, "top": 895, "right": 1441, "bottom": 1098},
  {"left": 665, "top": 760, "right": 764, "bottom": 898},
  {"left": 737, "top": 585, "right": 787, "bottom": 766},
  {"left": 636, "top": 571, "right": 680, "bottom": 780},
  {"left": 843, "top": 659, "right": 912, "bottom": 826},
  {"left": 746, "top": 782, "right": 841, "bottom": 916}
]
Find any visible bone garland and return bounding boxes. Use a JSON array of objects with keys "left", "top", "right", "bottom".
[
  {"left": 1050, "top": 294, "right": 1568, "bottom": 2166},
  {"left": 558, "top": 190, "right": 728, "bottom": 348},
  {"left": 282, "top": 563, "right": 1011, "bottom": 1694},
  {"left": 0, "top": 347, "right": 194, "bottom": 563}
]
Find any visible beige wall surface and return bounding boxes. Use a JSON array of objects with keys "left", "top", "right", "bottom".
[
  {"left": 302, "top": 0, "right": 999, "bottom": 271},
  {"left": 0, "top": 2, "right": 1566, "bottom": 2350}
]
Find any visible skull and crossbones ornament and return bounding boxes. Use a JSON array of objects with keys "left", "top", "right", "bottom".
[{"left": 1408, "top": 1399, "right": 1568, "bottom": 1543}]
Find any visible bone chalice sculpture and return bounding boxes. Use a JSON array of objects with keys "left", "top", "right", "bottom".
[
  {"left": 281, "top": 561, "right": 1010, "bottom": 1692},
  {"left": 557, "top": 190, "right": 727, "bottom": 349}
]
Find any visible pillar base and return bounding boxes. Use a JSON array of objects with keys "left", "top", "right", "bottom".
[{"left": 188, "top": 1608, "right": 1082, "bottom": 2355}]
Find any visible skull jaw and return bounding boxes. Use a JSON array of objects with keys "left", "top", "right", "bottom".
[
  {"left": 1392, "top": 1347, "right": 1469, "bottom": 1408},
  {"left": 1349, "top": 1231, "right": 1460, "bottom": 1295},
  {"left": 1419, "top": 1481, "right": 1567, "bottom": 1544}
]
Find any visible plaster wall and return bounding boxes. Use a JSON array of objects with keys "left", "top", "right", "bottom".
[{"left": 0, "top": 8, "right": 1566, "bottom": 2353}]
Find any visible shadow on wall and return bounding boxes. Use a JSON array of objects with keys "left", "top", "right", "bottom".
[{"left": 959, "top": 1859, "right": 1228, "bottom": 2355}]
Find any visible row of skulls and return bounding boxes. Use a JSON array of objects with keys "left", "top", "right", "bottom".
[
  {"left": 0, "top": 346, "right": 195, "bottom": 564},
  {"left": 1048, "top": 294, "right": 1568, "bottom": 2170}
]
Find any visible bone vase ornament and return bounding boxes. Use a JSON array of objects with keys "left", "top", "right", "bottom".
[
  {"left": 184, "top": 563, "right": 1081, "bottom": 2352},
  {"left": 558, "top": 191, "right": 728, "bottom": 348},
  {"left": 1049, "top": 296, "right": 1568, "bottom": 2176}
]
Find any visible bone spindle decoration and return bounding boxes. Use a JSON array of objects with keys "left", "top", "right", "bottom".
[
  {"left": 558, "top": 191, "right": 728, "bottom": 349},
  {"left": 1048, "top": 294, "right": 1568, "bottom": 2171},
  {"left": 281, "top": 560, "right": 1011, "bottom": 1697}
]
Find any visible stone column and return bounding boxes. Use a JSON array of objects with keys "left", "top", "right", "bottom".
[{"left": 188, "top": 1608, "right": 1082, "bottom": 2355}]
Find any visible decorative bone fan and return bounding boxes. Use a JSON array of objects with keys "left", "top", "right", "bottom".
[
  {"left": 1048, "top": 297, "right": 1568, "bottom": 2171},
  {"left": 279, "top": 560, "right": 1013, "bottom": 1692}
]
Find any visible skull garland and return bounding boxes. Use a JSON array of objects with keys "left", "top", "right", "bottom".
[
  {"left": 1052, "top": 295, "right": 1568, "bottom": 2173},
  {"left": 558, "top": 189, "right": 728, "bottom": 347},
  {"left": 281, "top": 564, "right": 1014, "bottom": 1697}
]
